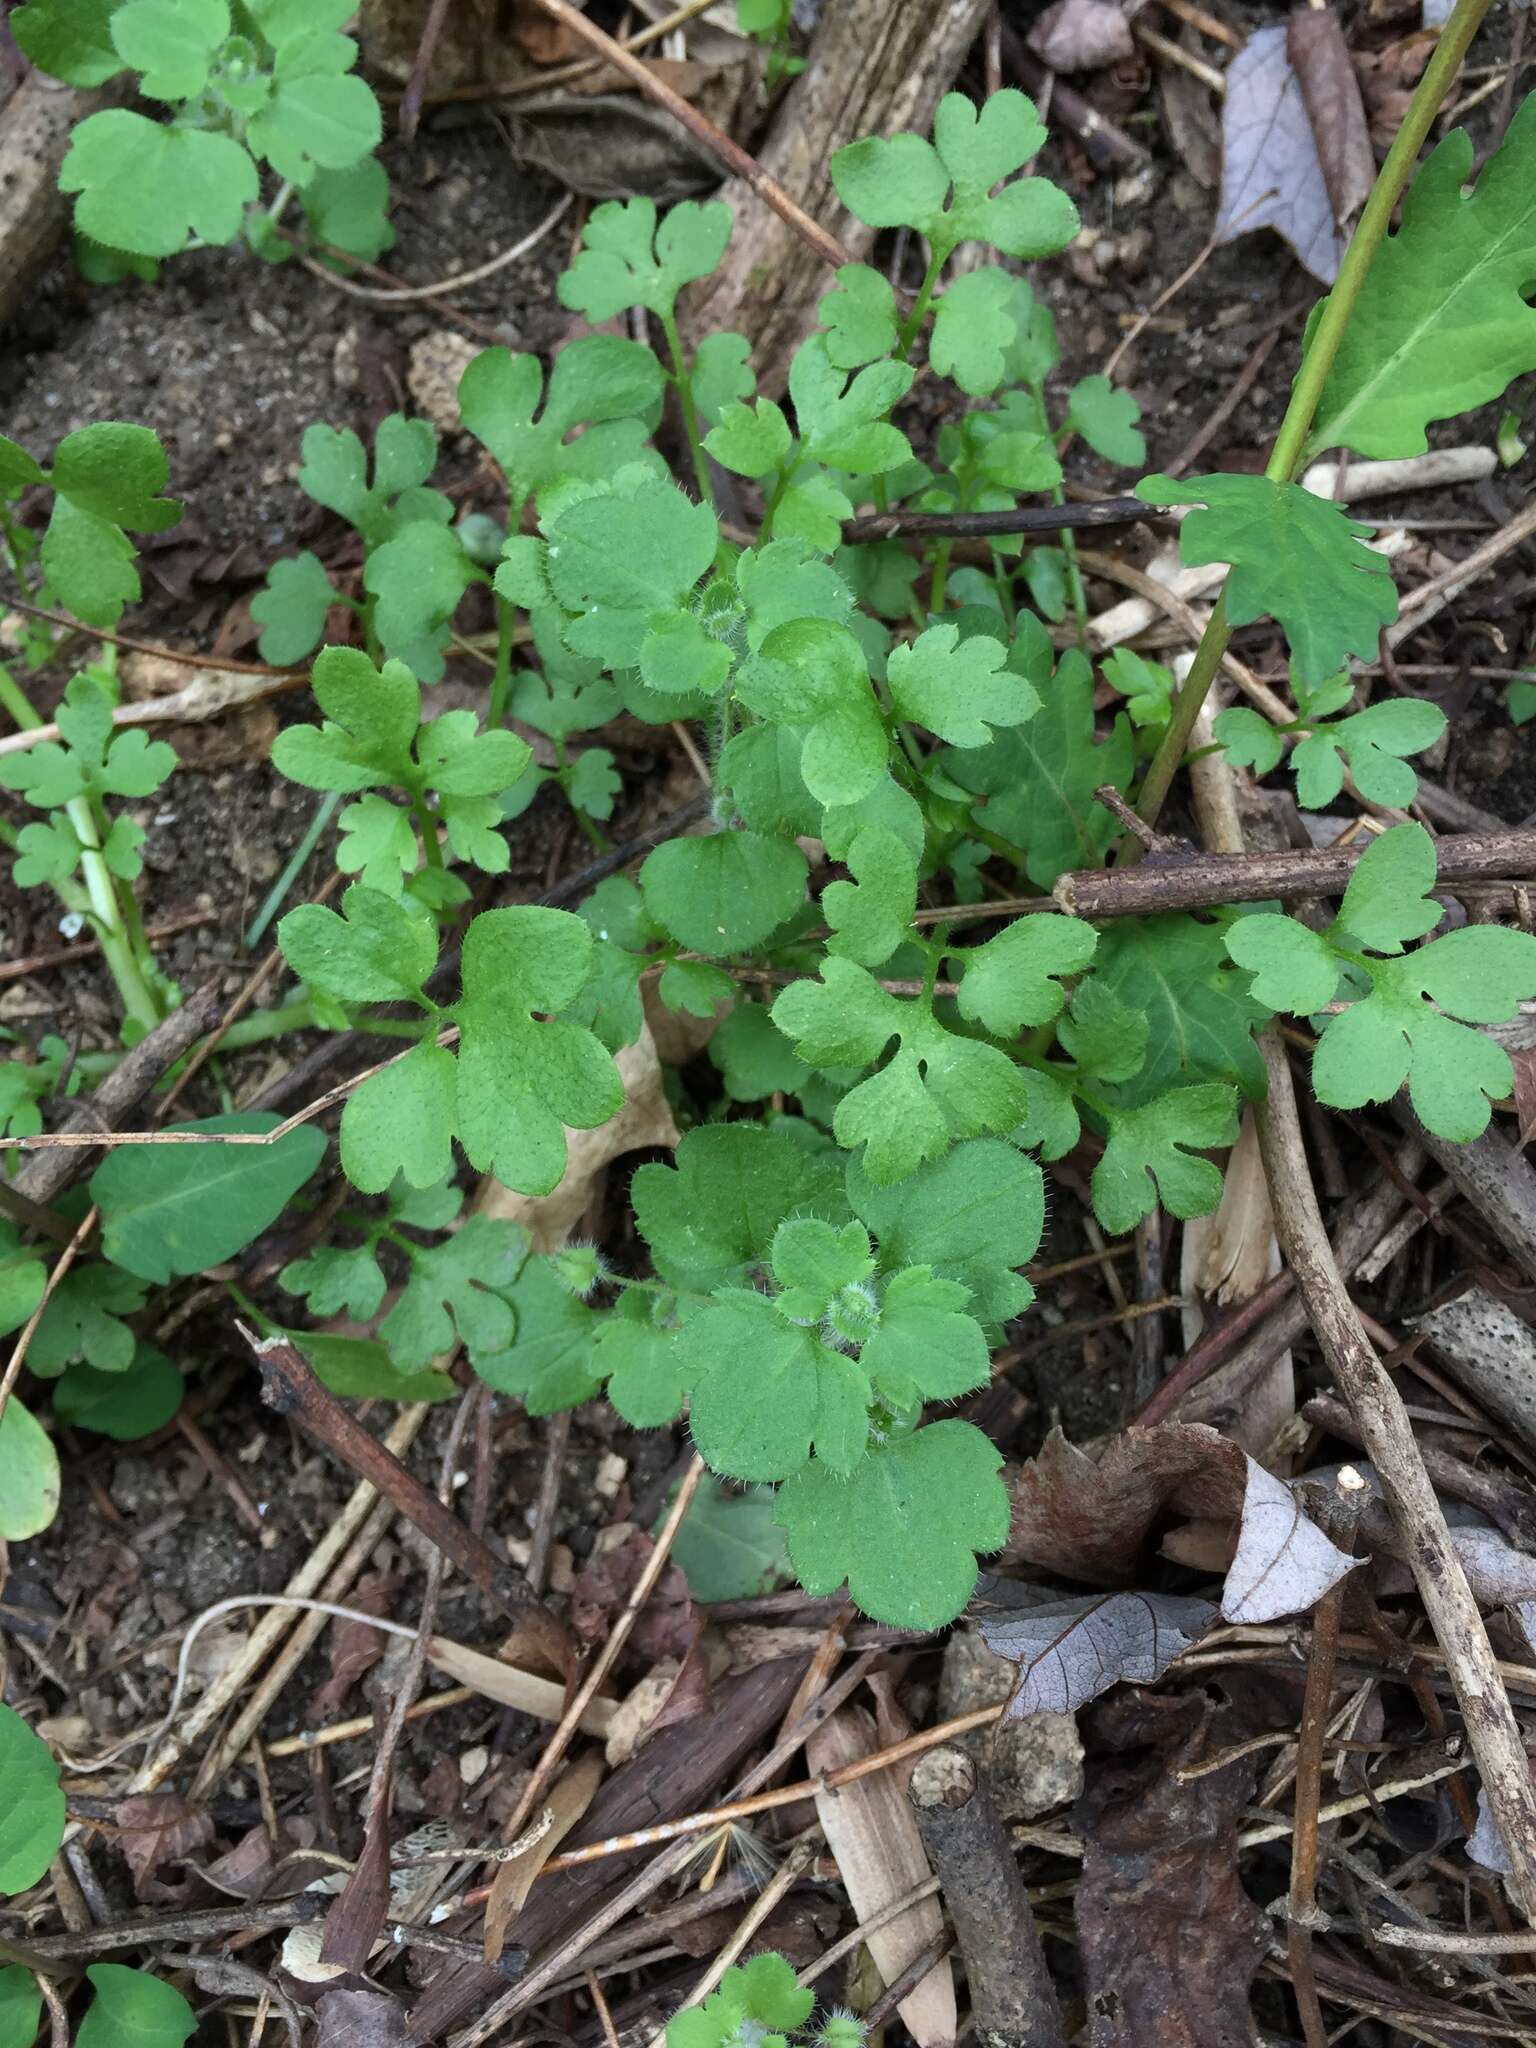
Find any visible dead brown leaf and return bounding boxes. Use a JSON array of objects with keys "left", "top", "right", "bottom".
[
  {"left": 316, "top": 1988, "right": 411, "bottom": 2048},
  {"left": 310, "top": 1566, "right": 399, "bottom": 1719},
  {"left": 484, "top": 1750, "right": 605, "bottom": 1963},
  {"left": 1028, "top": 0, "right": 1134, "bottom": 72},
  {"left": 977, "top": 1583, "right": 1219, "bottom": 1717},
  {"left": 571, "top": 1527, "right": 696, "bottom": 1662},
  {"left": 1006, "top": 1423, "right": 1357, "bottom": 1624},
  {"left": 1075, "top": 1689, "right": 1268, "bottom": 2046},
  {"left": 1286, "top": 8, "right": 1375, "bottom": 232},
  {"left": 1217, "top": 24, "right": 1345, "bottom": 283},
  {"left": 113, "top": 1792, "right": 216, "bottom": 1899}
]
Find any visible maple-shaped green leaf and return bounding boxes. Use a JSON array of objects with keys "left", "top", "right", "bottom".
[
  {"left": 1056, "top": 973, "right": 1149, "bottom": 1086},
  {"left": 1091, "top": 1083, "right": 1240, "bottom": 1234},
  {"left": 953, "top": 915, "right": 1097, "bottom": 1036},
  {"left": 820, "top": 263, "right": 899, "bottom": 369},
  {"left": 1334, "top": 821, "right": 1443, "bottom": 953},
  {"left": 888, "top": 621, "right": 1037, "bottom": 747},
  {"left": 248, "top": 30, "right": 381, "bottom": 185},
  {"left": 299, "top": 155, "right": 394, "bottom": 262},
  {"left": 1136, "top": 472, "right": 1398, "bottom": 684},
  {"left": 776, "top": 1419, "right": 1010, "bottom": 1628},
  {"left": 510, "top": 608, "right": 625, "bottom": 740},
  {"left": 336, "top": 794, "right": 417, "bottom": 894},
  {"left": 771, "top": 1215, "right": 875, "bottom": 1324},
  {"left": 944, "top": 645, "right": 1134, "bottom": 888},
  {"left": 1065, "top": 374, "right": 1145, "bottom": 466},
  {"left": 298, "top": 414, "right": 446, "bottom": 545},
  {"left": 734, "top": 617, "right": 887, "bottom": 807},
  {"left": 1291, "top": 697, "right": 1446, "bottom": 808},
  {"left": 250, "top": 551, "right": 338, "bottom": 666},
  {"left": 1212, "top": 703, "right": 1285, "bottom": 776},
  {"left": 60, "top": 110, "right": 258, "bottom": 260},
  {"left": 282, "top": 1241, "right": 388, "bottom": 1323},
  {"left": 931, "top": 268, "right": 1022, "bottom": 395},
  {"left": 862, "top": 1266, "right": 990, "bottom": 1407},
  {"left": 459, "top": 338, "right": 662, "bottom": 511},
  {"left": 112, "top": 0, "right": 227, "bottom": 101},
  {"left": 377, "top": 1213, "right": 523, "bottom": 1369},
  {"left": 704, "top": 396, "right": 793, "bottom": 479},
  {"left": 13, "top": 0, "right": 123, "bottom": 85},
  {"left": 280, "top": 883, "right": 438, "bottom": 1005},
  {"left": 772, "top": 960, "right": 1031, "bottom": 1184},
  {"left": 1312, "top": 97, "right": 1536, "bottom": 459},
  {"left": 273, "top": 646, "right": 420, "bottom": 790},
  {"left": 1091, "top": 913, "right": 1269, "bottom": 1102},
  {"left": 691, "top": 330, "right": 754, "bottom": 424},
  {"left": 454, "top": 907, "right": 626, "bottom": 1195},
  {"left": 738, "top": 537, "right": 857, "bottom": 646},
  {"left": 669, "top": 1952, "right": 812, "bottom": 2048},
  {"left": 848, "top": 1137, "right": 1043, "bottom": 1323},
  {"left": 27, "top": 423, "right": 182, "bottom": 627},
  {"left": 633, "top": 1123, "right": 847, "bottom": 1293},
  {"left": 1100, "top": 646, "right": 1172, "bottom": 729},
  {"left": 683, "top": 1291, "right": 869, "bottom": 1480},
  {"left": 786, "top": 335, "right": 914, "bottom": 474},
  {"left": 823, "top": 825, "right": 917, "bottom": 968},
  {"left": 771, "top": 469, "right": 856, "bottom": 553},
  {"left": 594, "top": 1290, "right": 691, "bottom": 1428},
  {"left": 831, "top": 88, "right": 1078, "bottom": 261},
  {"left": 527, "top": 476, "right": 719, "bottom": 675},
  {"left": 471, "top": 1253, "right": 603, "bottom": 1414},
  {"left": 709, "top": 999, "right": 813, "bottom": 1101},
  {"left": 640, "top": 829, "right": 807, "bottom": 955},
  {"left": 340, "top": 1041, "right": 457, "bottom": 1194},
  {"left": 1224, "top": 914, "right": 1340, "bottom": 1015},
  {"left": 27, "top": 1261, "right": 148, "bottom": 1377},
  {"left": 1313, "top": 926, "right": 1536, "bottom": 1141},
  {"left": 0, "top": 674, "right": 176, "bottom": 824},
  {"left": 559, "top": 196, "right": 731, "bottom": 322}
]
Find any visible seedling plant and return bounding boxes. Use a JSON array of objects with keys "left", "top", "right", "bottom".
[{"left": 4, "top": 31, "right": 1536, "bottom": 1675}]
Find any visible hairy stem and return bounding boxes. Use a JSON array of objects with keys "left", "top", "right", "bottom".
[{"left": 661, "top": 310, "right": 714, "bottom": 509}]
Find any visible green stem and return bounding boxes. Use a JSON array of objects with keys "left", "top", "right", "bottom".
[
  {"left": 69, "top": 999, "right": 323, "bottom": 1082},
  {"left": 412, "top": 795, "right": 444, "bottom": 869},
  {"left": 989, "top": 549, "right": 1017, "bottom": 634},
  {"left": 245, "top": 790, "right": 342, "bottom": 950},
  {"left": 66, "top": 794, "right": 162, "bottom": 1033},
  {"left": 1030, "top": 382, "right": 1090, "bottom": 645},
  {"left": 487, "top": 595, "right": 516, "bottom": 728},
  {"left": 897, "top": 250, "right": 945, "bottom": 359},
  {"left": 1130, "top": 0, "right": 1493, "bottom": 843},
  {"left": 661, "top": 311, "right": 714, "bottom": 510},
  {"left": 0, "top": 663, "right": 42, "bottom": 730},
  {"left": 928, "top": 539, "right": 952, "bottom": 615}
]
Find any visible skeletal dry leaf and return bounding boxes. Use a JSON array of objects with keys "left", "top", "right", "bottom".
[
  {"left": 977, "top": 1587, "right": 1219, "bottom": 1717},
  {"left": 1286, "top": 8, "right": 1376, "bottom": 232},
  {"left": 1216, "top": 24, "right": 1345, "bottom": 283},
  {"left": 484, "top": 1750, "right": 604, "bottom": 1963},
  {"left": 1221, "top": 1458, "right": 1359, "bottom": 1623},
  {"left": 475, "top": 1025, "right": 678, "bottom": 1251},
  {"left": 808, "top": 1706, "right": 956, "bottom": 2048},
  {"left": 1028, "top": 0, "right": 1134, "bottom": 72},
  {"left": 316, "top": 1987, "right": 411, "bottom": 2048}
]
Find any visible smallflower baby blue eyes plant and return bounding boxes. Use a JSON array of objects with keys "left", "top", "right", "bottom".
[{"left": 4, "top": 80, "right": 1536, "bottom": 1644}]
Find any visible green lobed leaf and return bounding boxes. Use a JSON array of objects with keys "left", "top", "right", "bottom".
[
  {"left": 772, "top": 960, "right": 1032, "bottom": 1184},
  {"left": 888, "top": 622, "right": 1038, "bottom": 747},
  {"left": 823, "top": 825, "right": 918, "bottom": 968},
  {"left": 820, "top": 264, "right": 899, "bottom": 369},
  {"left": 60, "top": 110, "right": 259, "bottom": 259},
  {"left": 558, "top": 196, "right": 731, "bottom": 323},
  {"left": 786, "top": 335, "right": 913, "bottom": 475},
  {"left": 1213, "top": 704, "right": 1285, "bottom": 776},
  {"left": 378, "top": 1213, "right": 523, "bottom": 1368},
  {"left": 1091, "top": 1083, "right": 1240, "bottom": 1234},
  {"left": 1312, "top": 98, "right": 1536, "bottom": 459},
  {"left": 945, "top": 644, "right": 1134, "bottom": 889},
  {"left": 364, "top": 519, "right": 475, "bottom": 683},
  {"left": 0, "top": 1704, "right": 64, "bottom": 1894},
  {"left": 13, "top": 0, "right": 123, "bottom": 85},
  {"left": 251, "top": 552, "right": 338, "bottom": 665},
  {"left": 1290, "top": 698, "right": 1446, "bottom": 809},
  {"left": 280, "top": 883, "right": 437, "bottom": 1004},
  {"left": 1065, "top": 374, "right": 1145, "bottom": 466},
  {"left": 110, "top": 0, "right": 228, "bottom": 101},
  {"left": 1089, "top": 913, "right": 1270, "bottom": 1103},
  {"left": 471, "top": 1254, "right": 603, "bottom": 1415},
  {"left": 830, "top": 89, "right": 1078, "bottom": 261},
  {"left": 1334, "top": 821, "right": 1443, "bottom": 953},
  {"left": 684, "top": 1291, "right": 869, "bottom": 1481},
  {"left": 1224, "top": 914, "right": 1340, "bottom": 1015},
  {"left": 632, "top": 1123, "right": 846, "bottom": 1294},
  {"left": 662, "top": 1480, "right": 793, "bottom": 1602},
  {"left": 28, "top": 1263, "right": 147, "bottom": 1377},
  {"left": 775, "top": 1419, "right": 1010, "bottom": 1629},
  {"left": 734, "top": 617, "right": 886, "bottom": 807},
  {"left": 930, "top": 268, "right": 1024, "bottom": 395},
  {"left": 1136, "top": 472, "right": 1398, "bottom": 684},
  {"left": 92, "top": 1114, "right": 328, "bottom": 1284},
  {"left": 460, "top": 338, "right": 663, "bottom": 509},
  {"left": 300, "top": 156, "right": 395, "bottom": 262},
  {"left": 952, "top": 915, "right": 1098, "bottom": 1036},
  {"left": 847, "top": 1138, "right": 1044, "bottom": 1323},
  {"left": 640, "top": 829, "right": 807, "bottom": 955}
]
